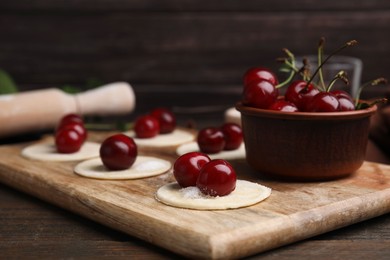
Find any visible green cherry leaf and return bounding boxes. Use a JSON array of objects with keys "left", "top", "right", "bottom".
[
  {"left": 0, "top": 69, "right": 18, "bottom": 94},
  {"left": 85, "top": 77, "right": 104, "bottom": 89},
  {"left": 60, "top": 85, "right": 82, "bottom": 94}
]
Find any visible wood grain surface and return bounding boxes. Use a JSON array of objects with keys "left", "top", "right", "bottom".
[{"left": 0, "top": 133, "right": 389, "bottom": 259}]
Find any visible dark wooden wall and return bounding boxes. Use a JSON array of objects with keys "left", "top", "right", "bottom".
[{"left": 0, "top": 0, "right": 389, "bottom": 111}]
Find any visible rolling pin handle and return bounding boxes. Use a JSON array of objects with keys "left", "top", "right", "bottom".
[{"left": 75, "top": 82, "right": 136, "bottom": 116}]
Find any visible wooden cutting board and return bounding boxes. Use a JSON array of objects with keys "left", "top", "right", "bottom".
[{"left": 0, "top": 133, "right": 389, "bottom": 259}]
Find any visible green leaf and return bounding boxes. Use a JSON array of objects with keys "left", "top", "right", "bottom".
[
  {"left": 60, "top": 78, "right": 104, "bottom": 94},
  {"left": 0, "top": 69, "right": 18, "bottom": 94},
  {"left": 85, "top": 78, "right": 104, "bottom": 89},
  {"left": 60, "top": 85, "right": 82, "bottom": 94}
]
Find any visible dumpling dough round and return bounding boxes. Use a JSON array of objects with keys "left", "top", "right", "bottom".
[
  {"left": 176, "top": 142, "right": 246, "bottom": 160},
  {"left": 74, "top": 156, "right": 171, "bottom": 180},
  {"left": 21, "top": 142, "right": 100, "bottom": 161},
  {"left": 156, "top": 180, "right": 271, "bottom": 210},
  {"left": 124, "top": 129, "right": 194, "bottom": 148}
]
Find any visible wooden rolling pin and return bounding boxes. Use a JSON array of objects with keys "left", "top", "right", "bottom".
[{"left": 0, "top": 82, "right": 135, "bottom": 138}]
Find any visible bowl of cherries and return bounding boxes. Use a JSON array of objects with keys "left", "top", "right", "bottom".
[{"left": 236, "top": 39, "right": 387, "bottom": 181}]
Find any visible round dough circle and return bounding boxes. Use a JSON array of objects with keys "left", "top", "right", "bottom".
[
  {"left": 74, "top": 156, "right": 172, "bottom": 180},
  {"left": 21, "top": 142, "right": 100, "bottom": 161},
  {"left": 124, "top": 129, "right": 194, "bottom": 148},
  {"left": 156, "top": 180, "right": 271, "bottom": 210},
  {"left": 176, "top": 142, "right": 246, "bottom": 160}
]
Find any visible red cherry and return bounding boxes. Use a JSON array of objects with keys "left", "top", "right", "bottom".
[
  {"left": 173, "top": 152, "right": 211, "bottom": 188},
  {"left": 306, "top": 92, "right": 340, "bottom": 112},
  {"left": 285, "top": 80, "right": 320, "bottom": 111},
  {"left": 58, "top": 113, "right": 83, "bottom": 129},
  {"left": 331, "top": 90, "right": 353, "bottom": 101},
  {"left": 242, "top": 80, "right": 279, "bottom": 109},
  {"left": 268, "top": 100, "right": 298, "bottom": 112},
  {"left": 150, "top": 107, "right": 176, "bottom": 134},
  {"left": 243, "top": 67, "right": 278, "bottom": 86},
  {"left": 220, "top": 123, "right": 243, "bottom": 150},
  {"left": 57, "top": 122, "right": 87, "bottom": 142},
  {"left": 55, "top": 128, "right": 83, "bottom": 153},
  {"left": 100, "top": 134, "right": 137, "bottom": 171},
  {"left": 196, "top": 159, "right": 237, "bottom": 197},
  {"left": 197, "top": 127, "right": 226, "bottom": 154},
  {"left": 331, "top": 90, "right": 356, "bottom": 111},
  {"left": 338, "top": 97, "right": 356, "bottom": 111},
  {"left": 134, "top": 115, "right": 160, "bottom": 138}
]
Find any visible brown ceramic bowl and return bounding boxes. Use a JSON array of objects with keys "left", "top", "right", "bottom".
[{"left": 236, "top": 102, "right": 377, "bottom": 181}]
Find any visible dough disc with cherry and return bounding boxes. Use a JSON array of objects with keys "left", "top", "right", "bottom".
[
  {"left": 156, "top": 180, "right": 271, "bottom": 210},
  {"left": 21, "top": 142, "right": 100, "bottom": 161},
  {"left": 125, "top": 129, "right": 194, "bottom": 148},
  {"left": 74, "top": 156, "right": 171, "bottom": 180},
  {"left": 176, "top": 142, "right": 246, "bottom": 160}
]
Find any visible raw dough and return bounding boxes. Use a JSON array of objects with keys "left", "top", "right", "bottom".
[
  {"left": 176, "top": 142, "right": 246, "bottom": 160},
  {"left": 21, "top": 142, "right": 100, "bottom": 161},
  {"left": 74, "top": 156, "right": 171, "bottom": 180},
  {"left": 124, "top": 129, "right": 194, "bottom": 148},
  {"left": 156, "top": 180, "right": 271, "bottom": 210}
]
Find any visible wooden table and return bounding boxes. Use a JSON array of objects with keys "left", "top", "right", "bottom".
[
  {"left": 1, "top": 114, "right": 390, "bottom": 259},
  {"left": 0, "top": 181, "right": 389, "bottom": 259}
]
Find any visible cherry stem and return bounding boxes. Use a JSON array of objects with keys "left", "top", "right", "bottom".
[
  {"left": 326, "top": 70, "right": 349, "bottom": 92},
  {"left": 354, "top": 77, "right": 388, "bottom": 106},
  {"left": 356, "top": 98, "right": 388, "bottom": 110},
  {"left": 317, "top": 37, "right": 326, "bottom": 91},
  {"left": 302, "top": 58, "right": 311, "bottom": 82},
  {"left": 306, "top": 39, "right": 358, "bottom": 88},
  {"left": 275, "top": 48, "right": 297, "bottom": 89},
  {"left": 369, "top": 98, "right": 388, "bottom": 106}
]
